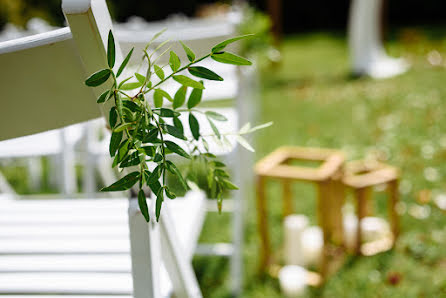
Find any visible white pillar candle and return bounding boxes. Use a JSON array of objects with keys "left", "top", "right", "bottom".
[
  {"left": 284, "top": 215, "right": 309, "bottom": 266},
  {"left": 278, "top": 265, "right": 307, "bottom": 297},
  {"left": 361, "top": 217, "right": 391, "bottom": 242},
  {"left": 301, "top": 226, "right": 323, "bottom": 267},
  {"left": 343, "top": 213, "right": 358, "bottom": 250}
]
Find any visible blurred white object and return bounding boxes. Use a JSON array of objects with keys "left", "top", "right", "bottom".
[
  {"left": 348, "top": 0, "right": 409, "bottom": 78},
  {"left": 408, "top": 204, "right": 431, "bottom": 220},
  {"left": 343, "top": 213, "right": 358, "bottom": 250},
  {"left": 283, "top": 215, "right": 309, "bottom": 266},
  {"left": 278, "top": 265, "right": 307, "bottom": 297},
  {"left": 27, "top": 18, "right": 54, "bottom": 34},
  {"left": 301, "top": 226, "right": 323, "bottom": 267},
  {"left": 0, "top": 125, "right": 84, "bottom": 196},
  {"left": 343, "top": 214, "right": 391, "bottom": 249},
  {"left": 434, "top": 194, "right": 446, "bottom": 211},
  {"left": 361, "top": 216, "right": 391, "bottom": 242}
]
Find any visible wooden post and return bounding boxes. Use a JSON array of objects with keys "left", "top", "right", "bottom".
[
  {"left": 317, "top": 181, "right": 330, "bottom": 278},
  {"left": 282, "top": 179, "right": 293, "bottom": 218},
  {"left": 355, "top": 187, "right": 371, "bottom": 255},
  {"left": 330, "top": 178, "right": 345, "bottom": 246},
  {"left": 388, "top": 179, "right": 400, "bottom": 243},
  {"left": 256, "top": 175, "right": 270, "bottom": 272}
]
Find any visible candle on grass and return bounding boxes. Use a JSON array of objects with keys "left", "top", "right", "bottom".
[
  {"left": 278, "top": 265, "right": 307, "bottom": 297},
  {"left": 284, "top": 215, "right": 309, "bottom": 266},
  {"left": 301, "top": 226, "right": 323, "bottom": 267}
]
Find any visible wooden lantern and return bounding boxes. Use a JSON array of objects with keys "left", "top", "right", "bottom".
[
  {"left": 254, "top": 146, "right": 345, "bottom": 280},
  {"left": 342, "top": 160, "right": 400, "bottom": 256}
]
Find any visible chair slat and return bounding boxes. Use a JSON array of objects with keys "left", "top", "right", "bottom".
[{"left": 0, "top": 28, "right": 101, "bottom": 140}]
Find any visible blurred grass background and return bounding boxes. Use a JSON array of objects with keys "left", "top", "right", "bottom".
[
  {"left": 2, "top": 19, "right": 446, "bottom": 297},
  {"left": 194, "top": 28, "right": 446, "bottom": 297}
]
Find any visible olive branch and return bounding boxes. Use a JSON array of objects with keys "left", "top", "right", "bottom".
[{"left": 85, "top": 30, "right": 271, "bottom": 222}]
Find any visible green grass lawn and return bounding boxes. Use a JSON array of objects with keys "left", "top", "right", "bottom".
[
  {"left": 196, "top": 28, "right": 446, "bottom": 297},
  {"left": 3, "top": 27, "right": 446, "bottom": 298}
]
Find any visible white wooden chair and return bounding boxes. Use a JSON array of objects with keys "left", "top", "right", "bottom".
[
  {"left": 348, "top": 0, "right": 409, "bottom": 78},
  {"left": 0, "top": 0, "right": 210, "bottom": 297},
  {"left": 74, "top": 11, "right": 258, "bottom": 295},
  {"left": 114, "top": 13, "right": 258, "bottom": 295}
]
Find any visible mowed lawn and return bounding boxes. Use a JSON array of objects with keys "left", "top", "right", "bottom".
[
  {"left": 2, "top": 28, "right": 446, "bottom": 298},
  {"left": 197, "top": 28, "right": 446, "bottom": 297}
]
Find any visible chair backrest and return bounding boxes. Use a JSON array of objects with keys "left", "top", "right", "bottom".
[{"left": 0, "top": 0, "right": 119, "bottom": 141}]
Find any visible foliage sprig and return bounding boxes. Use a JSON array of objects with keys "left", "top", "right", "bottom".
[{"left": 85, "top": 30, "right": 271, "bottom": 222}]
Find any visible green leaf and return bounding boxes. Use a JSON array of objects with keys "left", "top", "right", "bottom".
[
  {"left": 148, "top": 180, "right": 162, "bottom": 194},
  {"left": 153, "top": 153, "right": 163, "bottom": 162},
  {"left": 112, "top": 139, "right": 130, "bottom": 167},
  {"left": 109, "top": 107, "right": 118, "bottom": 128},
  {"left": 214, "top": 168, "right": 229, "bottom": 178},
  {"left": 173, "top": 86, "right": 187, "bottom": 109},
  {"left": 146, "top": 28, "right": 167, "bottom": 49},
  {"left": 120, "top": 152, "right": 141, "bottom": 168},
  {"left": 189, "top": 113, "right": 200, "bottom": 141},
  {"left": 155, "top": 187, "right": 164, "bottom": 221},
  {"left": 147, "top": 165, "right": 162, "bottom": 184},
  {"left": 211, "top": 52, "right": 252, "bottom": 66},
  {"left": 97, "top": 89, "right": 112, "bottom": 103},
  {"left": 153, "top": 108, "right": 179, "bottom": 118},
  {"left": 211, "top": 160, "right": 226, "bottom": 168},
  {"left": 85, "top": 69, "right": 111, "bottom": 87},
  {"left": 180, "top": 41, "right": 195, "bottom": 62},
  {"left": 173, "top": 75, "right": 204, "bottom": 89},
  {"left": 122, "top": 100, "right": 141, "bottom": 113},
  {"left": 188, "top": 66, "right": 223, "bottom": 81},
  {"left": 173, "top": 117, "right": 184, "bottom": 135},
  {"left": 114, "top": 122, "right": 132, "bottom": 132},
  {"left": 220, "top": 178, "right": 239, "bottom": 190},
  {"left": 154, "top": 65, "right": 165, "bottom": 80},
  {"left": 143, "top": 129, "right": 159, "bottom": 143},
  {"left": 187, "top": 86, "right": 203, "bottom": 109},
  {"left": 162, "top": 124, "right": 186, "bottom": 140},
  {"left": 235, "top": 135, "right": 255, "bottom": 152},
  {"left": 205, "top": 111, "right": 227, "bottom": 121},
  {"left": 116, "top": 93, "right": 123, "bottom": 117},
  {"left": 118, "top": 76, "right": 132, "bottom": 88},
  {"left": 107, "top": 30, "right": 115, "bottom": 68},
  {"left": 109, "top": 131, "right": 123, "bottom": 157},
  {"left": 135, "top": 73, "right": 146, "bottom": 84},
  {"left": 165, "top": 186, "right": 176, "bottom": 199},
  {"left": 169, "top": 51, "right": 181, "bottom": 72},
  {"left": 154, "top": 89, "right": 173, "bottom": 107},
  {"left": 165, "top": 141, "right": 190, "bottom": 159},
  {"left": 241, "top": 121, "right": 273, "bottom": 134},
  {"left": 154, "top": 89, "right": 163, "bottom": 108},
  {"left": 121, "top": 81, "right": 143, "bottom": 91},
  {"left": 211, "top": 34, "right": 254, "bottom": 53},
  {"left": 141, "top": 146, "right": 155, "bottom": 157},
  {"left": 208, "top": 118, "right": 220, "bottom": 138},
  {"left": 117, "top": 48, "right": 134, "bottom": 77},
  {"left": 138, "top": 189, "right": 150, "bottom": 222},
  {"left": 101, "top": 171, "right": 139, "bottom": 191},
  {"left": 166, "top": 160, "right": 188, "bottom": 190}
]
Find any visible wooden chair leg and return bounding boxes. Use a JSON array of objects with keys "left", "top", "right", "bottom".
[
  {"left": 355, "top": 187, "right": 371, "bottom": 255},
  {"left": 282, "top": 179, "right": 293, "bottom": 218},
  {"left": 388, "top": 179, "right": 400, "bottom": 244},
  {"left": 256, "top": 175, "right": 270, "bottom": 272}
]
